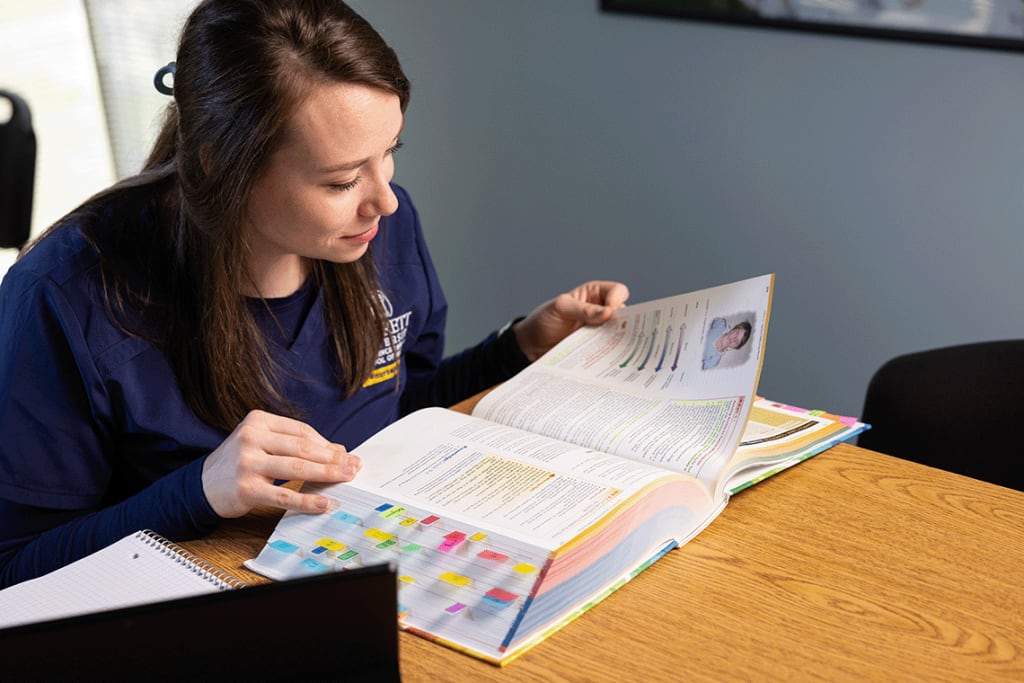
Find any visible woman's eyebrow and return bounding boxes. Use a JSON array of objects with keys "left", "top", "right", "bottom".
[{"left": 316, "top": 129, "right": 404, "bottom": 175}]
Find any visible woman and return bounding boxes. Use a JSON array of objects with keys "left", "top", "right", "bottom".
[{"left": 0, "top": 0, "right": 627, "bottom": 587}]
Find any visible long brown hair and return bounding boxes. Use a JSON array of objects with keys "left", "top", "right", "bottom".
[{"left": 29, "top": 0, "right": 410, "bottom": 430}]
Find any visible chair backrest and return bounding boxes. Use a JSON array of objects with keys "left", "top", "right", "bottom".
[
  {"left": 858, "top": 340, "right": 1024, "bottom": 491},
  {"left": 0, "top": 89, "right": 37, "bottom": 250}
]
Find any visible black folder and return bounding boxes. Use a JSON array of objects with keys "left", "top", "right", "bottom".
[{"left": 0, "top": 562, "right": 400, "bottom": 682}]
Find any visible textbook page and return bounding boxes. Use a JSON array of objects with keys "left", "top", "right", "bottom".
[
  {"left": 473, "top": 274, "right": 773, "bottom": 492},
  {"left": 245, "top": 406, "right": 703, "bottom": 579},
  {"left": 316, "top": 407, "right": 692, "bottom": 549},
  {"left": 723, "top": 399, "right": 869, "bottom": 494}
]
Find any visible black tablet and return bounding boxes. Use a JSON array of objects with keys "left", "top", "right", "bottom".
[{"left": 0, "top": 562, "right": 400, "bottom": 682}]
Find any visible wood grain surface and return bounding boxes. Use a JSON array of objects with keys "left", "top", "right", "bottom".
[{"left": 183, "top": 395, "right": 1024, "bottom": 682}]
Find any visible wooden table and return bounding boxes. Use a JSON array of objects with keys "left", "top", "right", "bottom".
[{"left": 183, "top": 394, "right": 1024, "bottom": 681}]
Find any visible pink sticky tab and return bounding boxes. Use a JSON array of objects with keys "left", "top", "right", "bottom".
[
  {"left": 438, "top": 531, "right": 467, "bottom": 553},
  {"left": 485, "top": 588, "right": 518, "bottom": 603},
  {"left": 421, "top": 515, "right": 440, "bottom": 526},
  {"left": 438, "top": 532, "right": 467, "bottom": 554},
  {"left": 477, "top": 549, "right": 509, "bottom": 562},
  {"left": 445, "top": 602, "right": 467, "bottom": 614}
]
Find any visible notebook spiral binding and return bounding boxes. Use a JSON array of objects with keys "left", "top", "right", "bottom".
[{"left": 136, "top": 529, "right": 248, "bottom": 590}]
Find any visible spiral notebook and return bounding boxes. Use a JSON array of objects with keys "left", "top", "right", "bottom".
[{"left": 0, "top": 529, "right": 246, "bottom": 630}]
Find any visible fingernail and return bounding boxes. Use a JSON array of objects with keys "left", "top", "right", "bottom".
[
  {"left": 315, "top": 496, "right": 329, "bottom": 511},
  {"left": 349, "top": 455, "right": 362, "bottom": 470},
  {"left": 343, "top": 465, "right": 357, "bottom": 478}
]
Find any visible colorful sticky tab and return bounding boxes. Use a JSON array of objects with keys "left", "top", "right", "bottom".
[
  {"left": 375, "top": 503, "right": 393, "bottom": 512},
  {"left": 364, "top": 528, "right": 395, "bottom": 543},
  {"left": 445, "top": 602, "right": 467, "bottom": 615},
  {"left": 469, "top": 532, "right": 487, "bottom": 542},
  {"left": 512, "top": 562, "right": 537, "bottom": 575},
  {"left": 398, "top": 575, "right": 416, "bottom": 584},
  {"left": 380, "top": 506, "right": 406, "bottom": 519},
  {"left": 299, "top": 558, "right": 330, "bottom": 573},
  {"left": 438, "top": 530, "right": 467, "bottom": 553},
  {"left": 269, "top": 539, "right": 300, "bottom": 554},
  {"left": 400, "top": 543, "right": 422, "bottom": 553},
  {"left": 483, "top": 588, "right": 519, "bottom": 606},
  {"left": 375, "top": 539, "right": 397, "bottom": 550},
  {"left": 337, "top": 550, "right": 359, "bottom": 562},
  {"left": 421, "top": 515, "right": 440, "bottom": 526},
  {"left": 331, "top": 510, "right": 362, "bottom": 525},
  {"left": 399, "top": 517, "right": 418, "bottom": 527},
  {"left": 477, "top": 549, "right": 509, "bottom": 563},
  {"left": 314, "top": 538, "right": 346, "bottom": 552},
  {"left": 438, "top": 571, "right": 472, "bottom": 587}
]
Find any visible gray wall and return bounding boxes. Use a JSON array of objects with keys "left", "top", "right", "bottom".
[{"left": 351, "top": 1, "right": 1024, "bottom": 417}]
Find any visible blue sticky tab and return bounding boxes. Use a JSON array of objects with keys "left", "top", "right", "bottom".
[
  {"left": 299, "top": 558, "right": 330, "bottom": 573},
  {"left": 331, "top": 511, "right": 362, "bottom": 525},
  {"left": 269, "top": 539, "right": 300, "bottom": 554}
]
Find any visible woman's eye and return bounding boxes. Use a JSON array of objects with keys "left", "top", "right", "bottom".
[{"left": 328, "top": 177, "right": 361, "bottom": 192}]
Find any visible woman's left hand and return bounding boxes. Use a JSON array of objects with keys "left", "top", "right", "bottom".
[{"left": 511, "top": 280, "right": 630, "bottom": 362}]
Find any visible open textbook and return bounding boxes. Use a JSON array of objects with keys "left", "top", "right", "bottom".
[{"left": 244, "top": 273, "right": 867, "bottom": 664}]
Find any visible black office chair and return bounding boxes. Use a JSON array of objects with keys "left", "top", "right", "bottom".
[
  {"left": 858, "top": 340, "right": 1024, "bottom": 491},
  {"left": 0, "top": 89, "right": 37, "bottom": 250}
]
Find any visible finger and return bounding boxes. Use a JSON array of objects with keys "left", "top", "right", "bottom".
[
  {"left": 601, "top": 282, "right": 630, "bottom": 308},
  {"left": 554, "top": 294, "right": 617, "bottom": 325},
  {"left": 246, "top": 449, "right": 361, "bottom": 484},
  {"left": 251, "top": 481, "right": 335, "bottom": 514},
  {"left": 247, "top": 427, "right": 359, "bottom": 469},
  {"left": 244, "top": 409, "right": 333, "bottom": 446},
  {"left": 579, "top": 281, "right": 629, "bottom": 308}
]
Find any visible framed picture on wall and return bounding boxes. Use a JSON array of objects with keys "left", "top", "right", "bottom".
[{"left": 600, "top": 1, "right": 1024, "bottom": 53}]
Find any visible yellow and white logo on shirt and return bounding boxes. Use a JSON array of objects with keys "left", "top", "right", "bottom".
[{"left": 364, "top": 290, "right": 409, "bottom": 387}]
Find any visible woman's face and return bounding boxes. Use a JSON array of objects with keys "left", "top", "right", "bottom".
[{"left": 244, "top": 81, "right": 404, "bottom": 297}]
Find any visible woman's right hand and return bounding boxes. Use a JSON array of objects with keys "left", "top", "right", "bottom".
[{"left": 201, "top": 410, "right": 361, "bottom": 518}]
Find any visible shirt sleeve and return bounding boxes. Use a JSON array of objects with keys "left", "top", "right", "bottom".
[
  {"left": 0, "top": 267, "right": 220, "bottom": 587},
  {"left": 389, "top": 187, "right": 531, "bottom": 413},
  {"left": 0, "top": 458, "right": 220, "bottom": 588},
  {"left": 400, "top": 320, "right": 531, "bottom": 415}
]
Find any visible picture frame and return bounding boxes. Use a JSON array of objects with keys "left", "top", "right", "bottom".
[{"left": 600, "top": 1, "right": 1024, "bottom": 53}]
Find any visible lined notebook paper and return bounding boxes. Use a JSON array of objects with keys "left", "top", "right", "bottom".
[{"left": 0, "top": 529, "right": 246, "bottom": 630}]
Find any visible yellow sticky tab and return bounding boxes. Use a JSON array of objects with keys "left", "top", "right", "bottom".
[
  {"left": 314, "top": 538, "right": 345, "bottom": 552},
  {"left": 398, "top": 575, "right": 416, "bottom": 584},
  {"left": 512, "top": 563, "right": 537, "bottom": 575},
  {"left": 364, "top": 528, "right": 394, "bottom": 542},
  {"left": 469, "top": 532, "right": 487, "bottom": 542},
  {"left": 438, "top": 571, "right": 472, "bottom": 587},
  {"left": 399, "top": 517, "right": 417, "bottom": 527}
]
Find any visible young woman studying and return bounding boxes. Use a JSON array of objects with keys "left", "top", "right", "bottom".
[{"left": 0, "top": 0, "right": 628, "bottom": 587}]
